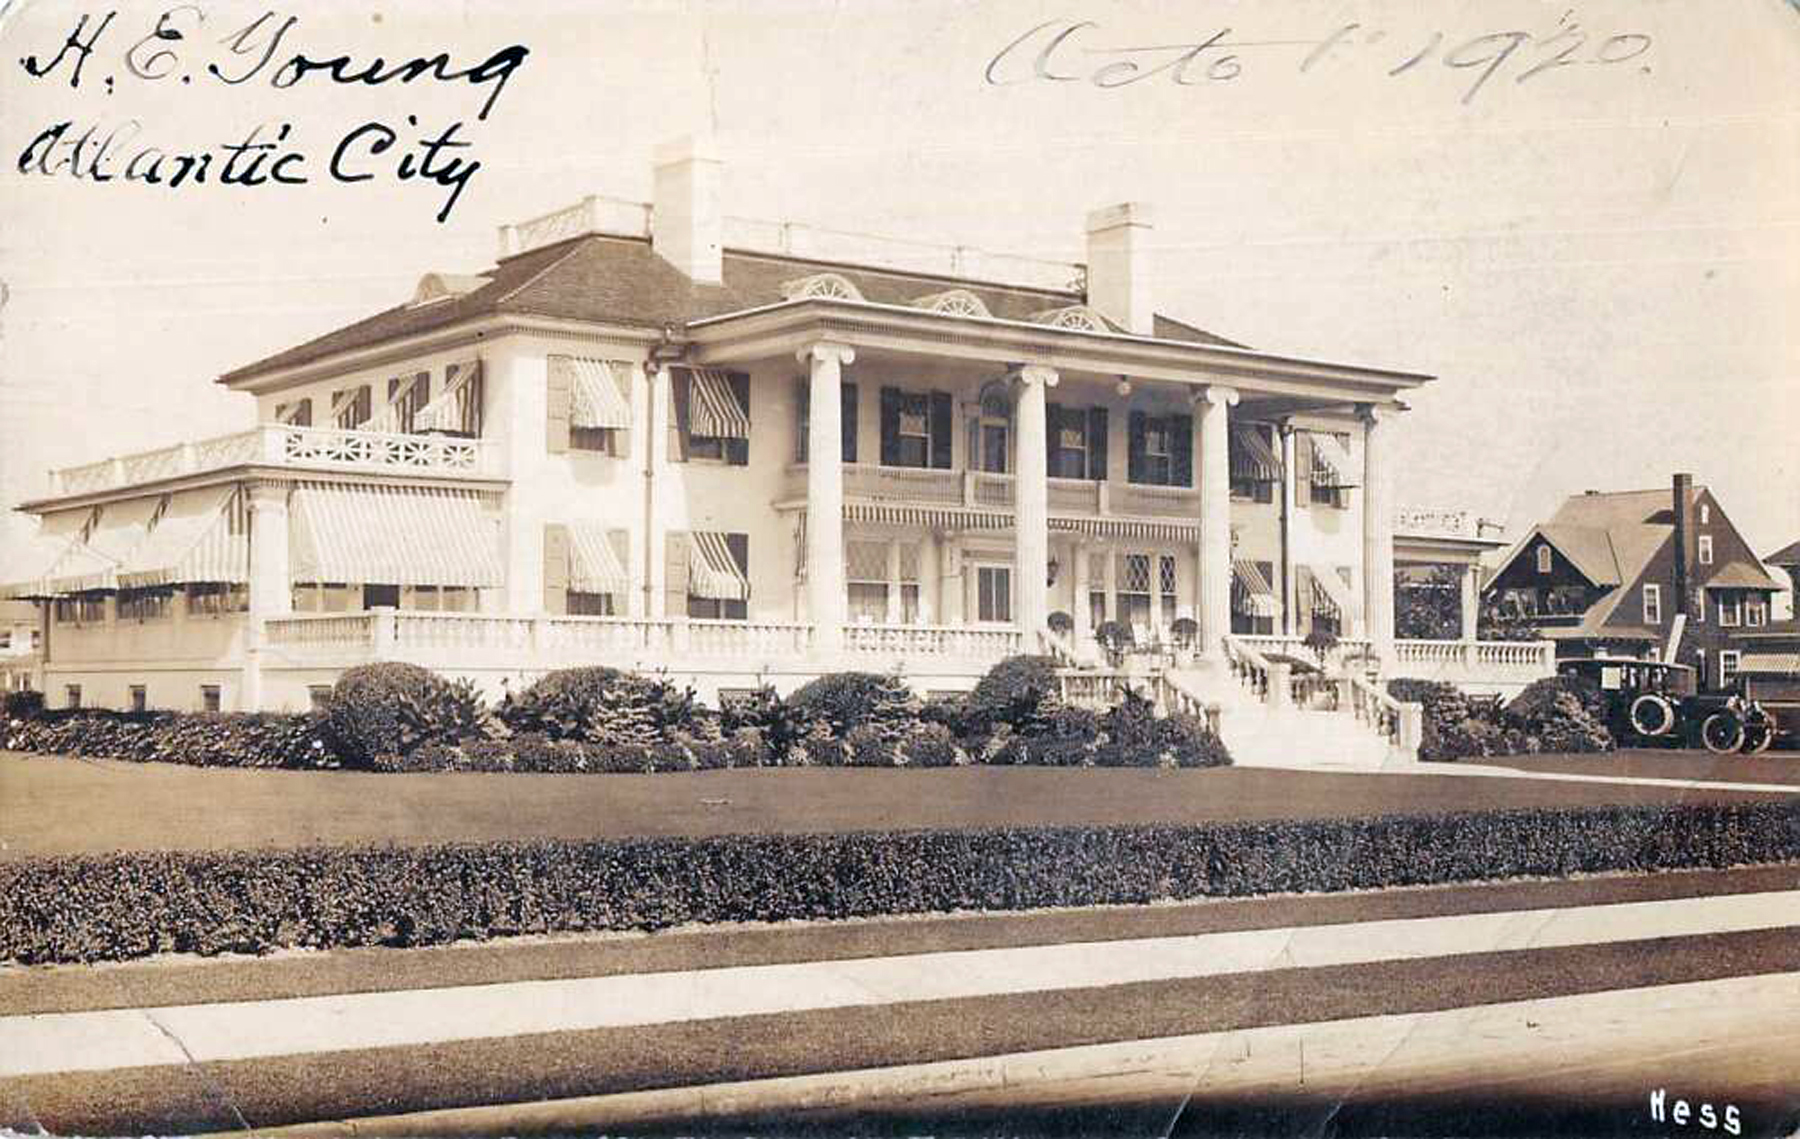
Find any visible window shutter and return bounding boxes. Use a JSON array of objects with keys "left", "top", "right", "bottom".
[
  {"left": 546, "top": 359, "right": 572, "bottom": 454},
  {"left": 841, "top": 382, "right": 858, "bottom": 463},
  {"left": 1088, "top": 406, "right": 1108, "bottom": 481},
  {"left": 1171, "top": 414, "right": 1193, "bottom": 487},
  {"left": 608, "top": 366, "right": 633, "bottom": 460},
  {"left": 929, "top": 390, "right": 953, "bottom": 470},
  {"left": 879, "top": 387, "right": 901, "bottom": 466},
  {"left": 354, "top": 386, "right": 371, "bottom": 427},
  {"left": 1127, "top": 411, "right": 1146, "bottom": 483},
  {"left": 668, "top": 370, "right": 692, "bottom": 462},
  {"left": 725, "top": 532, "right": 750, "bottom": 620},
  {"left": 543, "top": 523, "right": 570, "bottom": 615},
  {"left": 725, "top": 371, "right": 751, "bottom": 466},
  {"left": 608, "top": 528, "right": 631, "bottom": 600},
  {"left": 794, "top": 376, "right": 810, "bottom": 464},
  {"left": 664, "top": 531, "right": 690, "bottom": 615},
  {"left": 1045, "top": 403, "right": 1064, "bottom": 476},
  {"left": 1294, "top": 433, "right": 1313, "bottom": 508}
]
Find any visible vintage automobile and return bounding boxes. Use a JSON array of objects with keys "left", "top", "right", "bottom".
[{"left": 1554, "top": 657, "right": 1776, "bottom": 754}]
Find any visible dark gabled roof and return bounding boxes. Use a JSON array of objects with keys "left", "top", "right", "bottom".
[
  {"left": 1767, "top": 539, "right": 1800, "bottom": 567},
  {"left": 220, "top": 234, "right": 1242, "bottom": 384}
]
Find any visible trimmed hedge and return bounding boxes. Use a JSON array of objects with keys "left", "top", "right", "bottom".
[
  {"left": 326, "top": 662, "right": 489, "bottom": 766},
  {"left": 3, "top": 799, "right": 1794, "bottom": 964},
  {"left": 1, "top": 709, "right": 335, "bottom": 769},
  {"left": 1389, "top": 675, "right": 1614, "bottom": 762},
  {"left": 497, "top": 666, "right": 695, "bottom": 747}
]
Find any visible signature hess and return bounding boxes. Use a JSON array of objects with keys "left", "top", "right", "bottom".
[{"left": 985, "top": 16, "right": 1652, "bottom": 105}]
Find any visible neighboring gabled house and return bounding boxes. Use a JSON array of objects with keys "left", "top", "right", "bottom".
[
  {"left": 1766, "top": 539, "right": 1800, "bottom": 621},
  {"left": 1484, "top": 474, "right": 1783, "bottom": 689}
]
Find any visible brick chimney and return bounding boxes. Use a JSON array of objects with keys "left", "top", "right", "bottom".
[
  {"left": 1084, "top": 203, "right": 1155, "bottom": 335},
  {"left": 1672, "top": 473, "right": 1695, "bottom": 617},
  {"left": 652, "top": 136, "right": 723, "bottom": 285}
]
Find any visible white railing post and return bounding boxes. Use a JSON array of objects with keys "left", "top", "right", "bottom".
[
  {"left": 1399, "top": 702, "right": 1424, "bottom": 756},
  {"left": 1268, "top": 661, "right": 1291, "bottom": 709},
  {"left": 371, "top": 607, "right": 396, "bottom": 657}
]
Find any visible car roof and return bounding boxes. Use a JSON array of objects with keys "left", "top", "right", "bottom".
[{"left": 1559, "top": 656, "right": 1695, "bottom": 672}]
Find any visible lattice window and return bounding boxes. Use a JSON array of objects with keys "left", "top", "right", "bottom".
[
  {"left": 846, "top": 540, "right": 890, "bottom": 584},
  {"left": 1119, "top": 553, "right": 1152, "bottom": 594},
  {"left": 898, "top": 543, "right": 921, "bottom": 584},
  {"left": 1159, "top": 555, "right": 1178, "bottom": 596},
  {"left": 781, "top": 273, "right": 863, "bottom": 302}
]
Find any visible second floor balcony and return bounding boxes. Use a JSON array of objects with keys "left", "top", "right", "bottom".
[
  {"left": 44, "top": 424, "right": 506, "bottom": 499},
  {"left": 778, "top": 463, "right": 1202, "bottom": 520}
]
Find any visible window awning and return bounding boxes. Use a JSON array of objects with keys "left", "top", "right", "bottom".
[
  {"left": 689, "top": 368, "right": 749, "bottom": 440},
  {"left": 1230, "top": 425, "right": 1283, "bottom": 484},
  {"left": 0, "top": 511, "right": 93, "bottom": 599},
  {"left": 688, "top": 531, "right": 749, "bottom": 601},
  {"left": 1308, "top": 432, "right": 1359, "bottom": 489},
  {"left": 363, "top": 373, "right": 426, "bottom": 435},
  {"left": 415, "top": 360, "right": 482, "bottom": 434},
  {"left": 290, "top": 483, "right": 502, "bottom": 587},
  {"left": 558, "top": 357, "right": 632, "bottom": 430},
  {"left": 1740, "top": 652, "right": 1800, "bottom": 676},
  {"left": 1231, "top": 559, "right": 1279, "bottom": 618},
  {"left": 117, "top": 486, "right": 248, "bottom": 589},
  {"left": 1306, "top": 563, "right": 1358, "bottom": 619},
  {"left": 44, "top": 499, "right": 161, "bottom": 593},
  {"left": 569, "top": 522, "right": 630, "bottom": 594}
]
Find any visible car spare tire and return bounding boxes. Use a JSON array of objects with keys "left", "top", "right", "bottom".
[{"left": 1628, "top": 693, "right": 1677, "bottom": 738}]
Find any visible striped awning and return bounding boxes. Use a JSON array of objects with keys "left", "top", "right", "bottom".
[
  {"left": 363, "top": 373, "right": 426, "bottom": 435},
  {"left": 415, "top": 360, "right": 481, "bottom": 434},
  {"left": 569, "top": 522, "right": 630, "bottom": 594},
  {"left": 688, "top": 531, "right": 749, "bottom": 602},
  {"left": 116, "top": 486, "right": 248, "bottom": 589},
  {"left": 1740, "top": 652, "right": 1800, "bottom": 676},
  {"left": 289, "top": 483, "right": 502, "bottom": 587},
  {"left": 1232, "top": 558, "right": 1279, "bottom": 618},
  {"left": 1051, "top": 516, "right": 1198, "bottom": 544},
  {"left": 1306, "top": 563, "right": 1357, "bottom": 619},
  {"left": 845, "top": 503, "right": 1012, "bottom": 531},
  {"left": 689, "top": 368, "right": 749, "bottom": 440},
  {"left": 0, "top": 511, "right": 93, "bottom": 599},
  {"left": 1230, "top": 424, "right": 1283, "bottom": 483},
  {"left": 559, "top": 357, "right": 632, "bottom": 430},
  {"left": 44, "top": 498, "right": 161, "bottom": 593},
  {"left": 1308, "top": 431, "right": 1359, "bottom": 489}
]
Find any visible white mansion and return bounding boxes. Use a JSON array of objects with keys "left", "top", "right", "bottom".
[{"left": 2, "top": 139, "right": 1549, "bottom": 762}]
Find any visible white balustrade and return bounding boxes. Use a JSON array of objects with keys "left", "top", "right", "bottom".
[
  {"left": 689, "top": 620, "right": 813, "bottom": 657},
  {"left": 538, "top": 616, "right": 671, "bottom": 655},
  {"left": 1047, "top": 478, "right": 1101, "bottom": 513},
  {"left": 968, "top": 472, "right": 1014, "bottom": 507},
  {"left": 392, "top": 612, "right": 535, "bottom": 652},
  {"left": 843, "top": 623, "right": 1022, "bottom": 659},
  {"left": 262, "top": 614, "right": 377, "bottom": 649}
]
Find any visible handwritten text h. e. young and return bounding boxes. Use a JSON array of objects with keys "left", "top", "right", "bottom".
[{"left": 13, "top": 7, "right": 528, "bottom": 223}]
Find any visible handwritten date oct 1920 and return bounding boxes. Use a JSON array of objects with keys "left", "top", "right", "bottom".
[{"left": 14, "top": 7, "right": 528, "bottom": 223}]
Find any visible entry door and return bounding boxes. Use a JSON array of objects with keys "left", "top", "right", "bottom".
[{"left": 975, "top": 564, "right": 1013, "bottom": 624}]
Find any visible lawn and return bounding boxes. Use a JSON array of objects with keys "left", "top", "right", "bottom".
[
  {"left": 1492, "top": 748, "right": 1800, "bottom": 786},
  {"left": 1, "top": 749, "right": 1787, "bottom": 860}
]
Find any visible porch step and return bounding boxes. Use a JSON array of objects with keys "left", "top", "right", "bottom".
[{"left": 1162, "top": 667, "right": 1409, "bottom": 771}]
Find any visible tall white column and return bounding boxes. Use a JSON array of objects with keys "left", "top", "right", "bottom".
[
  {"left": 885, "top": 540, "right": 904, "bottom": 624},
  {"left": 1361, "top": 404, "right": 1396, "bottom": 658},
  {"left": 1461, "top": 562, "right": 1481, "bottom": 643},
  {"left": 803, "top": 342, "right": 854, "bottom": 651},
  {"left": 941, "top": 536, "right": 964, "bottom": 625},
  {"left": 1014, "top": 365, "right": 1057, "bottom": 638},
  {"left": 244, "top": 479, "right": 292, "bottom": 711},
  {"left": 1072, "top": 540, "right": 1092, "bottom": 646},
  {"left": 1278, "top": 422, "right": 1299, "bottom": 636},
  {"left": 1194, "top": 385, "right": 1238, "bottom": 660}
]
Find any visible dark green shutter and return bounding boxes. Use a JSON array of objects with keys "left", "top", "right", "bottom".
[
  {"left": 664, "top": 531, "right": 689, "bottom": 615},
  {"left": 929, "top": 391, "right": 953, "bottom": 469},
  {"left": 1127, "top": 411, "right": 1146, "bottom": 484},
  {"left": 725, "top": 532, "right": 749, "bottom": 620},
  {"left": 546, "top": 363, "right": 572, "bottom": 453},
  {"left": 1171, "top": 415, "right": 1193, "bottom": 487},
  {"left": 668, "top": 370, "right": 691, "bottom": 462},
  {"left": 1088, "top": 407, "right": 1108, "bottom": 481},
  {"left": 879, "top": 387, "right": 901, "bottom": 466},
  {"left": 1045, "top": 403, "right": 1063, "bottom": 477},
  {"left": 543, "top": 524, "right": 570, "bottom": 615},
  {"left": 841, "top": 382, "right": 858, "bottom": 463},
  {"left": 794, "top": 377, "right": 810, "bottom": 464},
  {"left": 725, "top": 372, "right": 751, "bottom": 466}
]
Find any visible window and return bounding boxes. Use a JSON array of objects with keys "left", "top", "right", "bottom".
[
  {"left": 386, "top": 372, "right": 431, "bottom": 434},
  {"left": 363, "top": 583, "right": 401, "bottom": 609},
  {"left": 1048, "top": 404, "right": 1107, "bottom": 481},
  {"left": 685, "top": 532, "right": 749, "bottom": 621},
  {"left": 275, "top": 398, "right": 313, "bottom": 427},
  {"left": 54, "top": 595, "right": 106, "bottom": 624},
  {"left": 1746, "top": 599, "right": 1767, "bottom": 627},
  {"left": 1127, "top": 411, "right": 1191, "bottom": 487},
  {"left": 308, "top": 685, "right": 333, "bottom": 711},
  {"left": 129, "top": 685, "right": 147, "bottom": 713},
  {"left": 1117, "top": 553, "right": 1153, "bottom": 630},
  {"left": 671, "top": 369, "right": 750, "bottom": 466},
  {"left": 1720, "top": 651, "right": 1741, "bottom": 688},
  {"left": 331, "top": 384, "right": 372, "bottom": 430},
  {"left": 1159, "top": 555, "right": 1179, "bottom": 626},
  {"left": 976, "top": 565, "right": 1012, "bottom": 623},
  {"left": 1699, "top": 504, "right": 1710, "bottom": 524},
  {"left": 1142, "top": 421, "right": 1172, "bottom": 484},
  {"left": 794, "top": 380, "right": 858, "bottom": 464},
  {"left": 1536, "top": 545, "right": 1553, "bottom": 574},
  {"left": 567, "top": 591, "right": 616, "bottom": 616},
  {"left": 1227, "top": 424, "right": 1277, "bottom": 504},
  {"left": 64, "top": 684, "right": 81, "bottom": 709},
  {"left": 187, "top": 583, "right": 248, "bottom": 615},
  {"left": 880, "top": 387, "right": 953, "bottom": 470},
  {"left": 1697, "top": 535, "right": 1714, "bottom": 566},
  {"left": 1642, "top": 584, "right": 1662, "bottom": 626},
  {"left": 1719, "top": 593, "right": 1742, "bottom": 627},
  {"left": 118, "top": 587, "right": 172, "bottom": 621},
  {"left": 200, "top": 685, "right": 222, "bottom": 713},
  {"left": 1088, "top": 551, "right": 1108, "bottom": 630}
]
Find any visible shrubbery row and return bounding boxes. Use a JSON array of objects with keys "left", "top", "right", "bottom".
[
  {"left": 1388, "top": 674, "right": 1614, "bottom": 762},
  {"left": 1, "top": 655, "right": 1232, "bottom": 773},
  {"left": 3, "top": 798, "right": 1793, "bottom": 964}
]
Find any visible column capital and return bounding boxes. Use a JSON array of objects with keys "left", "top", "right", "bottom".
[
  {"left": 245, "top": 479, "right": 292, "bottom": 507},
  {"left": 1018, "top": 364, "right": 1059, "bottom": 389},
  {"left": 1192, "top": 384, "right": 1239, "bottom": 408},
  {"left": 1357, "top": 401, "right": 1392, "bottom": 425},
  {"left": 798, "top": 341, "right": 855, "bottom": 368}
]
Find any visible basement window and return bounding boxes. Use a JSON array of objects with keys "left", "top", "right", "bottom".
[
  {"left": 201, "top": 685, "right": 222, "bottom": 713},
  {"left": 129, "top": 685, "right": 147, "bottom": 713}
]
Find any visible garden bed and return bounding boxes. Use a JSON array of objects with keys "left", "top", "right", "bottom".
[{"left": 3, "top": 799, "right": 1796, "bottom": 964}]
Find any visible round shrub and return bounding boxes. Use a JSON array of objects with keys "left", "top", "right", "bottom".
[
  {"left": 899, "top": 721, "right": 966, "bottom": 767},
  {"left": 324, "top": 662, "right": 484, "bottom": 767},
  {"left": 785, "top": 671, "right": 919, "bottom": 737},
  {"left": 965, "top": 655, "right": 1061, "bottom": 737},
  {"left": 499, "top": 666, "right": 696, "bottom": 746},
  {"left": 2, "top": 689, "right": 44, "bottom": 722}
]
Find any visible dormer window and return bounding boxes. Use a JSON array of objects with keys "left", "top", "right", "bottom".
[
  {"left": 913, "top": 289, "right": 991, "bottom": 319},
  {"left": 1032, "top": 305, "right": 1108, "bottom": 332},
  {"left": 781, "top": 273, "right": 863, "bottom": 302},
  {"left": 1537, "top": 545, "right": 1553, "bottom": 574}
]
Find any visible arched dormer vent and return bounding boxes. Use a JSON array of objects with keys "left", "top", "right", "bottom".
[
  {"left": 1031, "top": 305, "right": 1111, "bottom": 332},
  {"left": 780, "top": 272, "right": 864, "bottom": 302},
  {"left": 913, "top": 289, "right": 991, "bottom": 319},
  {"left": 412, "top": 272, "right": 488, "bottom": 306}
]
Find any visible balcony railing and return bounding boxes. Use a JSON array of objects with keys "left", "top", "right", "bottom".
[
  {"left": 47, "top": 425, "right": 504, "bottom": 496},
  {"left": 785, "top": 464, "right": 1200, "bottom": 519}
]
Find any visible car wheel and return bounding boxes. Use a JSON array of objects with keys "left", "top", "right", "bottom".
[
  {"left": 1628, "top": 693, "right": 1676, "bottom": 738},
  {"left": 1742, "top": 711, "right": 1776, "bottom": 755},
  {"left": 1701, "top": 712, "right": 1746, "bottom": 755}
]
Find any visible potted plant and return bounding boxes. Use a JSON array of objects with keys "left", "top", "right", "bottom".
[
  {"left": 1303, "top": 627, "right": 1340, "bottom": 671},
  {"left": 1047, "top": 610, "right": 1074, "bottom": 641},
  {"left": 1095, "top": 620, "right": 1132, "bottom": 669},
  {"left": 1169, "top": 617, "right": 1199, "bottom": 667}
]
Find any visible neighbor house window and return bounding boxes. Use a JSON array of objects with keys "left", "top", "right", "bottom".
[
  {"left": 1719, "top": 651, "right": 1741, "bottom": 688},
  {"left": 1536, "top": 545, "right": 1553, "bottom": 574},
  {"left": 1746, "top": 600, "right": 1767, "bottom": 627},
  {"left": 129, "top": 685, "right": 147, "bottom": 713},
  {"left": 200, "top": 685, "right": 222, "bottom": 713},
  {"left": 1697, "top": 535, "right": 1714, "bottom": 566},
  {"left": 1642, "top": 584, "right": 1662, "bottom": 625},
  {"left": 1719, "top": 593, "right": 1742, "bottom": 627},
  {"left": 1699, "top": 504, "right": 1710, "bottom": 524}
]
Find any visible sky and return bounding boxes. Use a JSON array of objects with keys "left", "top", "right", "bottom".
[{"left": 2, "top": 0, "right": 1796, "bottom": 569}]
